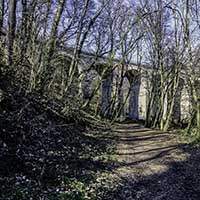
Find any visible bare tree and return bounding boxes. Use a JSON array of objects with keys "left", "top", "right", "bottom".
[
  {"left": 0, "top": 0, "right": 5, "bottom": 35},
  {"left": 8, "top": 0, "right": 17, "bottom": 66}
]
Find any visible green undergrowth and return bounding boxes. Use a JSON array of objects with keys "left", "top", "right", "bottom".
[
  {"left": 179, "top": 128, "right": 200, "bottom": 147},
  {"left": 0, "top": 88, "right": 119, "bottom": 200}
]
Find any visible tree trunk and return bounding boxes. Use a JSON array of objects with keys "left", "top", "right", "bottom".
[
  {"left": 0, "top": 0, "right": 4, "bottom": 34},
  {"left": 197, "top": 99, "right": 200, "bottom": 129},
  {"left": 40, "top": 0, "right": 66, "bottom": 90},
  {"left": 20, "top": 0, "right": 28, "bottom": 61},
  {"left": 8, "top": 0, "right": 17, "bottom": 66}
]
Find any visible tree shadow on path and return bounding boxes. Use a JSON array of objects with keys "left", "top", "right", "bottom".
[{"left": 105, "top": 125, "right": 200, "bottom": 200}]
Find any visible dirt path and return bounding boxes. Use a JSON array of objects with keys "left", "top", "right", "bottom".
[{"left": 109, "top": 123, "right": 200, "bottom": 200}]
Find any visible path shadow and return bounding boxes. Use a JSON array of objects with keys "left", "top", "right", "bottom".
[
  {"left": 114, "top": 145, "right": 182, "bottom": 168},
  {"left": 117, "top": 134, "right": 168, "bottom": 142},
  {"left": 102, "top": 130, "right": 170, "bottom": 141},
  {"left": 104, "top": 145, "right": 200, "bottom": 200},
  {"left": 116, "top": 145, "right": 180, "bottom": 156}
]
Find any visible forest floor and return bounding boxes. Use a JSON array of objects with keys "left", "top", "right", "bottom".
[
  {"left": 107, "top": 122, "right": 200, "bottom": 200},
  {"left": 1, "top": 105, "right": 200, "bottom": 200}
]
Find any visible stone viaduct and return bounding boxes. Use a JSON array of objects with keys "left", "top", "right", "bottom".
[{"left": 63, "top": 48, "right": 191, "bottom": 122}]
